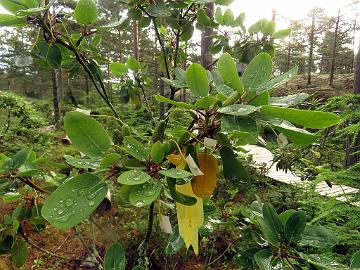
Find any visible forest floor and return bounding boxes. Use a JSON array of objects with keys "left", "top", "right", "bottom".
[
  {"left": 275, "top": 73, "right": 354, "bottom": 97},
  {"left": 0, "top": 73, "right": 359, "bottom": 270}
]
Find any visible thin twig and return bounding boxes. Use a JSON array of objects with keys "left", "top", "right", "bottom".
[
  {"left": 136, "top": 77, "right": 156, "bottom": 123},
  {"left": 206, "top": 236, "right": 242, "bottom": 267},
  {"left": 20, "top": 230, "right": 94, "bottom": 264}
]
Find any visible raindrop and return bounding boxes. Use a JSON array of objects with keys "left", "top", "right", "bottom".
[
  {"left": 57, "top": 209, "right": 65, "bottom": 215},
  {"left": 135, "top": 200, "right": 144, "bottom": 207},
  {"left": 65, "top": 199, "right": 73, "bottom": 207},
  {"left": 88, "top": 201, "right": 95, "bottom": 206}
]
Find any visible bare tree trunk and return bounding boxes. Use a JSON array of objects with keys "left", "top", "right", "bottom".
[
  {"left": 344, "top": 41, "right": 360, "bottom": 167},
  {"left": 52, "top": 69, "right": 60, "bottom": 130},
  {"left": 354, "top": 44, "right": 360, "bottom": 94},
  {"left": 351, "top": 17, "right": 357, "bottom": 73},
  {"left": 307, "top": 8, "right": 315, "bottom": 85},
  {"left": 201, "top": 3, "right": 214, "bottom": 69},
  {"left": 329, "top": 9, "right": 340, "bottom": 87}
]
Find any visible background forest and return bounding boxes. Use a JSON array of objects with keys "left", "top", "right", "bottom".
[{"left": 0, "top": 0, "right": 359, "bottom": 269}]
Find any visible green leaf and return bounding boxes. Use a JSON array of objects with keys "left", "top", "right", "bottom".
[
  {"left": 64, "top": 112, "right": 111, "bottom": 157},
  {"left": 242, "top": 53, "right": 272, "bottom": 89},
  {"left": 186, "top": 63, "right": 209, "bottom": 97},
  {"left": 248, "top": 19, "right": 268, "bottom": 34},
  {"left": 254, "top": 249, "right": 283, "bottom": 269},
  {"left": 117, "top": 185, "right": 135, "bottom": 208},
  {"left": 47, "top": 44, "right": 62, "bottom": 68},
  {"left": 41, "top": 173, "right": 108, "bottom": 229},
  {"left": 221, "top": 115, "right": 258, "bottom": 137},
  {"left": 74, "top": 0, "right": 98, "bottom": 25},
  {"left": 12, "top": 149, "right": 28, "bottom": 168},
  {"left": 260, "top": 106, "right": 341, "bottom": 129},
  {"left": 272, "top": 28, "right": 291, "bottom": 39},
  {"left": 220, "top": 146, "right": 249, "bottom": 182},
  {"left": 180, "top": 22, "right": 194, "bottom": 41},
  {"left": 111, "top": 62, "right": 128, "bottom": 77},
  {"left": 215, "top": 7, "right": 223, "bottom": 24},
  {"left": 166, "top": 225, "right": 185, "bottom": 254},
  {"left": 129, "top": 181, "right": 162, "bottom": 207},
  {"left": 159, "top": 168, "right": 193, "bottom": 179},
  {"left": 151, "top": 141, "right": 165, "bottom": 163},
  {"left": 300, "top": 225, "right": 337, "bottom": 248},
  {"left": 262, "top": 203, "right": 283, "bottom": 235},
  {"left": 155, "top": 95, "right": 195, "bottom": 109},
  {"left": 351, "top": 251, "right": 360, "bottom": 268},
  {"left": 123, "top": 136, "right": 148, "bottom": 161},
  {"left": 194, "top": 96, "right": 217, "bottom": 109},
  {"left": 219, "top": 104, "right": 258, "bottom": 116},
  {"left": 278, "top": 209, "right": 296, "bottom": 225},
  {"left": 269, "top": 93, "right": 309, "bottom": 107},
  {"left": 104, "top": 243, "right": 126, "bottom": 270},
  {"left": 223, "top": 9, "right": 234, "bottom": 26},
  {"left": 11, "top": 240, "right": 28, "bottom": 267},
  {"left": 64, "top": 155, "right": 100, "bottom": 169},
  {"left": 307, "top": 254, "right": 349, "bottom": 270},
  {"left": 261, "top": 20, "right": 275, "bottom": 35},
  {"left": 97, "top": 20, "right": 124, "bottom": 30},
  {"left": 249, "top": 91, "right": 269, "bottom": 106},
  {"left": 167, "top": 178, "right": 197, "bottom": 206},
  {"left": 0, "top": 0, "right": 32, "bottom": 14},
  {"left": 127, "top": 57, "right": 141, "bottom": 71},
  {"left": 259, "top": 219, "right": 280, "bottom": 247},
  {"left": 216, "top": 0, "right": 234, "bottom": 5},
  {"left": 117, "top": 170, "right": 151, "bottom": 185},
  {"left": 255, "top": 66, "right": 298, "bottom": 93},
  {"left": 100, "top": 153, "right": 121, "bottom": 169},
  {"left": 148, "top": 3, "right": 171, "bottom": 17},
  {"left": 16, "top": 7, "right": 46, "bottom": 16},
  {"left": 217, "top": 53, "right": 244, "bottom": 93},
  {"left": 0, "top": 14, "right": 26, "bottom": 27},
  {"left": 162, "top": 77, "right": 187, "bottom": 89},
  {"left": 284, "top": 211, "right": 306, "bottom": 243},
  {"left": 269, "top": 120, "right": 317, "bottom": 146},
  {"left": 197, "top": 8, "right": 212, "bottom": 26}
]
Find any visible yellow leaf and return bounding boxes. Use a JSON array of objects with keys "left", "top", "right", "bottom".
[
  {"left": 191, "top": 152, "right": 218, "bottom": 198},
  {"left": 176, "top": 183, "right": 203, "bottom": 255},
  {"left": 168, "top": 151, "right": 204, "bottom": 254},
  {"left": 166, "top": 153, "right": 184, "bottom": 167}
]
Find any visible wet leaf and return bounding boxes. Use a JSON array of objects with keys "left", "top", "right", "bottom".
[{"left": 41, "top": 173, "right": 108, "bottom": 229}]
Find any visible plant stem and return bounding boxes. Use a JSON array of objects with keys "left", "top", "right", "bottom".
[
  {"left": 138, "top": 202, "right": 155, "bottom": 268},
  {"left": 205, "top": 236, "right": 242, "bottom": 267}
]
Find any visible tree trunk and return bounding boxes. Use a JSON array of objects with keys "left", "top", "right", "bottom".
[
  {"left": 354, "top": 45, "right": 360, "bottom": 94},
  {"left": 351, "top": 17, "right": 357, "bottom": 73},
  {"left": 344, "top": 41, "right": 360, "bottom": 167},
  {"left": 52, "top": 69, "right": 60, "bottom": 130},
  {"left": 201, "top": 3, "right": 214, "bottom": 69},
  {"left": 307, "top": 8, "right": 315, "bottom": 85},
  {"left": 329, "top": 9, "right": 340, "bottom": 87},
  {"left": 58, "top": 68, "right": 65, "bottom": 107}
]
